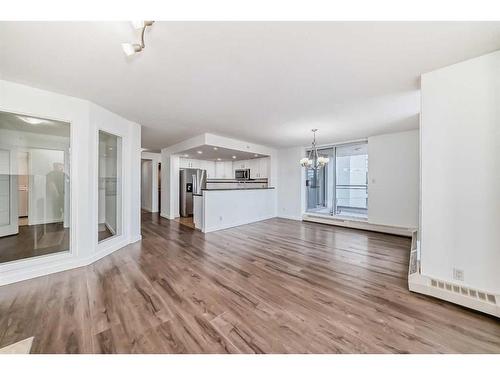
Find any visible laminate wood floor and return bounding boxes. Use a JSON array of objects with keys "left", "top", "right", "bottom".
[
  {"left": 0, "top": 213, "right": 499, "bottom": 353},
  {"left": 0, "top": 222, "right": 69, "bottom": 264}
]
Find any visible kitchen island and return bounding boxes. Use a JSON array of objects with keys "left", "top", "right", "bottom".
[{"left": 193, "top": 187, "right": 276, "bottom": 233}]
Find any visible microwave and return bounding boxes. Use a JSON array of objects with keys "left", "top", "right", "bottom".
[{"left": 235, "top": 169, "right": 250, "bottom": 180}]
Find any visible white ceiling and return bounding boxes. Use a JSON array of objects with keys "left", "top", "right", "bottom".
[
  {"left": 176, "top": 144, "right": 268, "bottom": 161},
  {"left": 1, "top": 22, "right": 500, "bottom": 151}
]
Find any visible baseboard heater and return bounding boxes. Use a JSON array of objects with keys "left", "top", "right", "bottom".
[
  {"left": 408, "top": 232, "right": 500, "bottom": 318},
  {"left": 302, "top": 213, "right": 414, "bottom": 237}
]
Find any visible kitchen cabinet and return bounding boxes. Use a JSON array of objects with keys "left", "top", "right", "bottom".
[
  {"left": 200, "top": 160, "right": 215, "bottom": 178},
  {"left": 258, "top": 157, "right": 269, "bottom": 178},
  {"left": 232, "top": 157, "right": 270, "bottom": 179},
  {"left": 215, "top": 161, "right": 233, "bottom": 179}
]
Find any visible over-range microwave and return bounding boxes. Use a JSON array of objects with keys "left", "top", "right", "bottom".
[{"left": 235, "top": 169, "right": 250, "bottom": 180}]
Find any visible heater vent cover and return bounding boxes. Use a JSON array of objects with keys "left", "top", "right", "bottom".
[{"left": 430, "top": 278, "right": 497, "bottom": 304}]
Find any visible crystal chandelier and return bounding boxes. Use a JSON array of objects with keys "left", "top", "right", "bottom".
[{"left": 300, "top": 129, "right": 329, "bottom": 169}]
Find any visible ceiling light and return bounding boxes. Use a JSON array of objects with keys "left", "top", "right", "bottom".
[
  {"left": 254, "top": 154, "right": 259, "bottom": 157},
  {"left": 213, "top": 147, "right": 218, "bottom": 150},
  {"left": 122, "top": 21, "right": 155, "bottom": 56},
  {"left": 300, "top": 129, "right": 329, "bottom": 170},
  {"left": 197, "top": 150, "right": 203, "bottom": 154},
  {"left": 16, "top": 115, "right": 52, "bottom": 125},
  {"left": 217, "top": 158, "right": 221, "bottom": 161},
  {"left": 232, "top": 156, "right": 237, "bottom": 159}
]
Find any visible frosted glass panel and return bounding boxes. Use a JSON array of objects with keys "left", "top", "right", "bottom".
[{"left": 98, "top": 130, "right": 122, "bottom": 242}]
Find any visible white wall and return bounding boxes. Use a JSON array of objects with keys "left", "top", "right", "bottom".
[
  {"left": 0, "top": 80, "right": 141, "bottom": 285},
  {"left": 277, "top": 132, "right": 419, "bottom": 230},
  {"left": 368, "top": 130, "right": 419, "bottom": 228},
  {"left": 420, "top": 50, "right": 500, "bottom": 294},
  {"left": 277, "top": 147, "right": 305, "bottom": 220},
  {"left": 202, "top": 189, "right": 276, "bottom": 232}
]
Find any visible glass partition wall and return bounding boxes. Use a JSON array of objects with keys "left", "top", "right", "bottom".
[
  {"left": 98, "top": 130, "right": 122, "bottom": 242},
  {"left": 305, "top": 142, "right": 368, "bottom": 219},
  {"left": 0, "top": 110, "right": 70, "bottom": 263}
]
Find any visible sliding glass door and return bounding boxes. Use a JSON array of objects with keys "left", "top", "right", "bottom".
[
  {"left": 305, "top": 142, "right": 368, "bottom": 219},
  {"left": 334, "top": 143, "right": 368, "bottom": 218}
]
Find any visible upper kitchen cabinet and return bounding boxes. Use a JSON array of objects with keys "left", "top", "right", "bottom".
[
  {"left": 258, "top": 157, "right": 269, "bottom": 178},
  {"left": 200, "top": 160, "right": 216, "bottom": 178},
  {"left": 215, "top": 161, "right": 233, "bottom": 179},
  {"left": 180, "top": 158, "right": 203, "bottom": 169},
  {"left": 233, "top": 157, "right": 270, "bottom": 179}
]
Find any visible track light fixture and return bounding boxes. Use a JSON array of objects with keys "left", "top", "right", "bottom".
[{"left": 122, "top": 21, "right": 155, "bottom": 56}]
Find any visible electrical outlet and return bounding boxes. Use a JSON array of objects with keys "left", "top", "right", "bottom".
[
  {"left": 453, "top": 268, "right": 464, "bottom": 281},
  {"left": 219, "top": 216, "right": 223, "bottom": 221}
]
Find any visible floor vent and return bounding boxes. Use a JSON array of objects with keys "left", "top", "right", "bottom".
[{"left": 430, "top": 278, "right": 497, "bottom": 304}]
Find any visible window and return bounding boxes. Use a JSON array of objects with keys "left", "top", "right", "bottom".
[
  {"left": 306, "top": 142, "right": 368, "bottom": 219},
  {"left": 0, "top": 110, "right": 71, "bottom": 263},
  {"left": 98, "top": 130, "right": 122, "bottom": 242}
]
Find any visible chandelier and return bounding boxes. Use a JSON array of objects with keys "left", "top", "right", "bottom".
[{"left": 300, "top": 129, "right": 329, "bottom": 169}]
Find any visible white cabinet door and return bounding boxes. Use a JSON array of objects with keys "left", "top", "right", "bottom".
[
  {"left": 190, "top": 159, "right": 201, "bottom": 169},
  {"left": 215, "top": 161, "right": 224, "bottom": 178},
  {"left": 205, "top": 161, "right": 215, "bottom": 178},
  {"left": 224, "top": 162, "right": 233, "bottom": 179},
  {"left": 249, "top": 159, "right": 260, "bottom": 178},
  {"left": 0, "top": 147, "right": 18, "bottom": 237},
  {"left": 259, "top": 157, "right": 269, "bottom": 178},
  {"left": 234, "top": 160, "right": 249, "bottom": 170}
]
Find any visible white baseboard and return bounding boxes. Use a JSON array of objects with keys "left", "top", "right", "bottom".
[
  {"left": 277, "top": 214, "right": 303, "bottom": 221},
  {"left": 303, "top": 213, "right": 414, "bottom": 237},
  {"left": 409, "top": 272, "right": 500, "bottom": 318},
  {"left": 129, "top": 234, "right": 142, "bottom": 243}
]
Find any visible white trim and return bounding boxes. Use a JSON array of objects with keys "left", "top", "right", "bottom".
[
  {"left": 277, "top": 214, "right": 303, "bottom": 221},
  {"left": 303, "top": 213, "right": 414, "bottom": 237}
]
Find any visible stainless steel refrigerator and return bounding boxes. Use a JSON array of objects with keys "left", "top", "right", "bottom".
[{"left": 179, "top": 168, "right": 206, "bottom": 217}]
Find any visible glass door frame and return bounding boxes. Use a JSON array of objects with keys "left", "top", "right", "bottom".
[
  {"left": 305, "top": 140, "right": 368, "bottom": 219},
  {"left": 96, "top": 127, "right": 125, "bottom": 248}
]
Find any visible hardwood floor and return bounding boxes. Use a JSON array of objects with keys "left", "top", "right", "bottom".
[
  {"left": 174, "top": 216, "right": 195, "bottom": 229},
  {"left": 0, "top": 222, "right": 69, "bottom": 264},
  {"left": 0, "top": 212, "right": 499, "bottom": 353}
]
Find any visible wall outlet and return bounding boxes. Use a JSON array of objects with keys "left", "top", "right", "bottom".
[
  {"left": 453, "top": 268, "right": 464, "bottom": 281},
  {"left": 219, "top": 216, "right": 223, "bottom": 221}
]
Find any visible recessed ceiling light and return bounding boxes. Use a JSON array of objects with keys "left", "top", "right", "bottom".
[
  {"left": 197, "top": 150, "right": 203, "bottom": 154},
  {"left": 213, "top": 147, "right": 218, "bottom": 150},
  {"left": 217, "top": 158, "right": 221, "bottom": 161},
  {"left": 183, "top": 154, "right": 189, "bottom": 157},
  {"left": 232, "top": 156, "right": 237, "bottom": 159},
  {"left": 254, "top": 154, "right": 259, "bottom": 157}
]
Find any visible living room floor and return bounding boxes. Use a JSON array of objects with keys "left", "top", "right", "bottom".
[{"left": 0, "top": 212, "right": 498, "bottom": 353}]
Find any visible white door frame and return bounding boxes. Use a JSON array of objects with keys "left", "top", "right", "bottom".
[{"left": 0, "top": 144, "right": 18, "bottom": 237}]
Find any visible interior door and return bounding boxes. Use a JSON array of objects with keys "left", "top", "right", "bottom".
[{"left": 0, "top": 147, "right": 18, "bottom": 237}]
